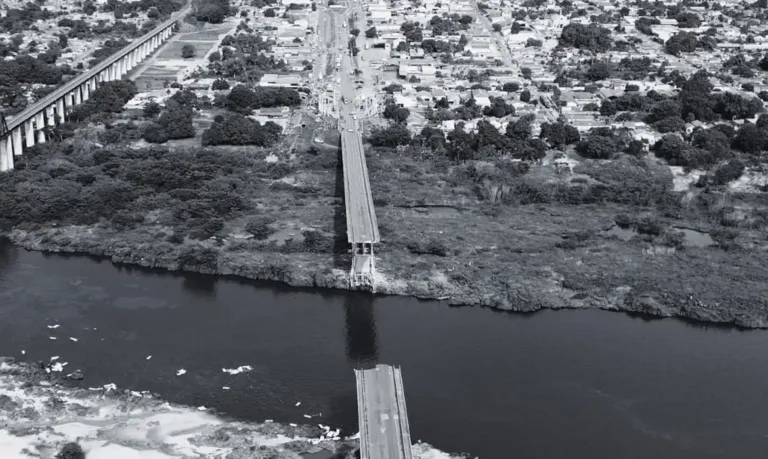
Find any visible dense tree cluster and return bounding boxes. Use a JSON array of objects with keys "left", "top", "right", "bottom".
[
  {"left": 368, "top": 123, "right": 412, "bottom": 147},
  {"left": 400, "top": 22, "right": 424, "bottom": 43},
  {"left": 224, "top": 85, "right": 301, "bottom": 112},
  {"left": 0, "top": 3, "right": 54, "bottom": 33},
  {"left": 665, "top": 31, "right": 716, "bottom": 56},
  {"left": 0, "top": 55, "right": 64, "bottom": 86},
  {"left": 89, "top": 38, "right": 132, "bottom": 67},
  {"left": 539, "top": 121, "right": 580, "bottom": 147},
  {"left": 428, "top": 14, "right": 470, "bottom": 35},
  {"left": 483, "top": 97, "right": 515, "bottom": 118},
  {"left": 69, "top": 79, "right": 138, "bottom": 122},
  {"left": 103, "top": 0, "right": 184, "bottom": 19},
  {"left": 0, "top": 142, "right": 252, "bottom": 240},
  {"left": 207, "top": 34, "right": 286, "bottom": 81},
  {"left": 194, "top": 0, "right": 233, "bottom": 23},
  {"left": 634, "top": 17, "right": 660, "bottom": 36},
  {"left": 558, "top": 23, "right": 613, "bottom": 52},
  {"left": 383, "top": 103, "right": 410, "bottom": 123},
  {"left": 202, "top": 114, "right": 282, "bottom": 146},
  {"left": 421, "top": 39, "right": 454, "bottom": 54}
]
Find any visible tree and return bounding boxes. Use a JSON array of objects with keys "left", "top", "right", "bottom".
[
  {"left": 518, "top": 89, "right": 530, "bottom": 103},
  {"left": 368, "top": 123, "right": 411, "bottom": 147},
  {"left": 525, "top": 38, "right": 542, "bottom": 47},
  {"left": 383, "top": 103, "right": 410, "bottom": 123},
  {"left": 502, "top": 82, "right": 520, "bottom": 93},
  {"left": 350, "top": 28, "right": 360, "bottom": 36},
  {"left": 211, "top": 78, "right": 230, "bottom": 90},
  {"left": 521, "top": 67, "right": 532, "bottom": 79},
  {"left": 365, "top": 27, "right": 377, "bottom": 38},
  {"left": 264, "top": 8, "right": 276, "bottom": 17},
  {"left": 195, "top": 0, "right": 231, "bottom": 24},
  {"left": 143, "top": 100, "right": 161, "bottom": 118},
  {"left": 142, "top": 122, "right": 170, "bottom": 143},
  {"left": 202, "top": 114, "right": 282, "bottom": 146},
  {"left": 665, "top": 31, "right": 699, "bottom": 56},
  {"left": 483, "top": 97, "right": 515, "bottom": 118},
  {"left": 147, "top": 7, "right": 160, "bottom": 19},
  {"left": 492, "top": 23, "right": 502, "bottom": 32},
  {"left": 506, "top": 114, "right": 535, "bottom": 141},
  {"left": 559, "top": 23, "right": 613, "bottom": 52},
  {"left": 576, "top": 135, "right": 617, "bottom": 159},
  {"left": 586, "top": 61, "right": 611, "bottom": 81},
  {"left": 625, "top": 139, "right": 646, "bottom": 157},
  {"left": 181, "top": 44, "right": 196, "bottom": 59},
  {"left": 652, "top": 134, "right": 689, "bottom": 163},
  {"left": 600, "top": 100, "right": 617, "bottom": 116},
  {"left": 159, "top": 106, "right": 196, "bottom": 139},
  {"left": 56, "top": 442, "right": 85, "bottom": 459}
]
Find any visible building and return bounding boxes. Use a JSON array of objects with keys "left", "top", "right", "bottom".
[{"left": 259, "top": 73, "right": 303, "bottom": 88}]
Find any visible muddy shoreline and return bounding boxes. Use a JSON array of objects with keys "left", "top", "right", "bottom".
[{"left": 5, "top": 225, "right": 768, "bottom": 330}]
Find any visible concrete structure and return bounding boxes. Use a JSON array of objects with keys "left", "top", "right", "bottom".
[
  {"left": 259, "top": 73, "right": 304, "bottom": 88},
  {"left": 0, "top": 6, "right": 191, "bottom": 172},
  {"left": 335, "top": 6, "right": 380, "bottom": 290},
  {"left": 355, "top": 365, "right": 413, "bottom": 459}
]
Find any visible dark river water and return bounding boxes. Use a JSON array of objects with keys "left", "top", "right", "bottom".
[{"left": 2, "top": 239, "right": 768, "bottom": 459}]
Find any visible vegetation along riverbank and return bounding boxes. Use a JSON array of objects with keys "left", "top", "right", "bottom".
[{"left": 1, "top": 86, "right": 767, "bottom": 328}]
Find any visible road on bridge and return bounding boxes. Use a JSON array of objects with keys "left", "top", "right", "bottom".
[{"left": 322, "top": 1, "right": 379, "bottom": 245}]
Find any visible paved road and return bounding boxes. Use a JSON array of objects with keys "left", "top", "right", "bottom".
[
  {"left": 473, "top": 1, "right": 515, "bottom": 67},
  {"left": 330, "top": 3, "right": 379, "bottom": 244},
  {"left": 355, "top": 365, "right": 413, "bottom": 459}
]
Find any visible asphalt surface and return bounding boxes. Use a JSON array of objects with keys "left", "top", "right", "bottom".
[
  {"left": 355, "top": 365, "right": 413, "bottom": 459},
  {"left": 324, "top": 1, "right": 379, "bottom": 244}
]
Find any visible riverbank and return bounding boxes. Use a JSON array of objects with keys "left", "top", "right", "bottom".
[
  {"left": 0, "top": 357, "right": 457, "bottom": 459},
  {"left": 2, "top": 130, "right": 768, "bottom": 328},
  {"left": 5, "top": 200, "right": 768, "bottom": 328}
]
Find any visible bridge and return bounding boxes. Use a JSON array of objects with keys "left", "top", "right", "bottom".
[
  {"left": 355, "top": 365, "right": 413, "bottom": 459},
  {"left": 334, "top": 7, "right": 379, "bottom": 290},
  {"left": 0, "top": 5, "right": 192, "bottom": 172}
]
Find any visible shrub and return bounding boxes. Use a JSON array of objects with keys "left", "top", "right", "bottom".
[
  {"left": 211, "top": 78, "right": 230, "bottom": 90},
  {"left": 56, "top": 443, "right": 85, "bottom": 459},
  {"left": 245, "top": 217, "right": 274, "bottom": 240},
  {"left": 181, "top": 44, "right": 196, "bottom": 58},
  {"left": 143, "top": 101, "right": 161, "bottom": 118}
]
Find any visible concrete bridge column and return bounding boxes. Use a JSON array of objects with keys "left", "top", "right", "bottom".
[
  {"left": 24, "top": 120, "right": 35, "bottom": 148},
  {"left": 35, "top": 112, "right": 46, "bottom": 144},
  {"left": 45, "top": 105, "right": 56, "bottom": 126},
  {"left": 56, "top": 98, "right": 65, "bottom": 121},
  {"left": 0, "top": 136, "right": 12, "bottom": 171},
  {"left": 73, "top": 87, "right": 82, "bottom": 105},
  {"left": 12, "top": 128, "right": 22, "bottom": 156},
  {"left": 65, "top": 92, "right": 74, "bottom": 115},
  {"left": 80, "top": 83, "right": 89, "bottom": 102}
]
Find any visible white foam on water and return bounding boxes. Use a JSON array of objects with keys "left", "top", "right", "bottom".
[{"left": 0, "top": 361, "right": 466, "bottom": 459}]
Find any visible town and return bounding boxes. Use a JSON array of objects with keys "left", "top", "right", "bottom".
[
  {"left": 4, "top": 1, "right": 768, "bottom": 458},
  {"left": 3, "top": 0, "right": 768, "bottom": 324}
]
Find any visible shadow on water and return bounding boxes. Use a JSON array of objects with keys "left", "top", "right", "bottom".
[
  {"left": 0, "top": 238, "right": 19, "bottom": 276},
  {"left": 344, "top": 292, "right": 378, "bottom": 367},
  {"left": 324, "top": 389, "right": 360, "bottom": 437},
  {"left": 332, "top": 134, "right": 350, "bottom": 269},
  {"left": 181, "top": 272, "right": 218, "bottom": 297}
]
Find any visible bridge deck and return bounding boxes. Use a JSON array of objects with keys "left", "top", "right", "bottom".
[
  {"left": 341, "top": 129, "right": 379, "bottom": 244},
  {"left": 355, "top": 365, "right": 413, "bottom": 459}
]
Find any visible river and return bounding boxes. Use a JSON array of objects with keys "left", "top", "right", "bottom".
[{"left": 1, "top": 238, "right": 768, "bottom": 459}]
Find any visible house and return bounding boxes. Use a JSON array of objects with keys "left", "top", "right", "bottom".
[{"left": 259, "top": 73, "right": 303, "bottom": 88}]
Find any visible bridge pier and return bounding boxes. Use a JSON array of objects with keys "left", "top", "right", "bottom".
[{"left": 0, "top": 11, "right": 188, "bottom": 172}]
